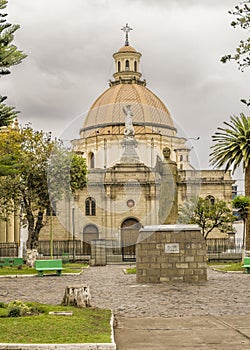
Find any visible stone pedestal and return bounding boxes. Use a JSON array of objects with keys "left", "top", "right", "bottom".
[
  {"left": 120, "top": 137, "right": 140, "bottom": 163},
  {"left": 90, "top": 239, "right": 107, "bottom": 266},
  {"left": 136, "top": 225, "right": 207, "bottom": 283}
]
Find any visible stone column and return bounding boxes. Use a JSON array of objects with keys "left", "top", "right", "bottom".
[
  {"left": 6, "top": 214, "right": 15, "bottom": 242},
  {"left": 0, "top": 219, "right": 6, "bottom": 242}
]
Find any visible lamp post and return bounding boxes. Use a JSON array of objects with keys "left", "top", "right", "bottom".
[{"left": 72, "top": 204, "right": 75, "bottom": 262}]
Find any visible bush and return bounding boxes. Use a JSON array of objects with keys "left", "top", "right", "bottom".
[
  {"left": 7, "top": 300, "right": 30, "bottom": 317},
  {"left": 0, "top": 302, "right": 6, "bottom": 308}
]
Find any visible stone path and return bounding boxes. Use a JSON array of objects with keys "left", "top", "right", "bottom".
[{"left": 0, "top": 265, "right": 250, "bottom": 318}]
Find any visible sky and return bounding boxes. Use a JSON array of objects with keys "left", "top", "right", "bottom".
[{"left": 2, "top": 0, "right": 249, "bottom": 191}]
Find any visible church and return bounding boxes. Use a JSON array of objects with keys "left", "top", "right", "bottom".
[
  {"left": 38, "top": 24, "right": 234, "bottom": 262},
  {"left": 1, "top": 25, "right": 235, "bottom": 262}
]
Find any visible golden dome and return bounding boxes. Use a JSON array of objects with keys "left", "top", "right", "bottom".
[
  {"left": 80, "top": 83, "right": 176, "bottom": 137},
  {"left": 118, "top": 45, "right": 137, "bottom": 53}
]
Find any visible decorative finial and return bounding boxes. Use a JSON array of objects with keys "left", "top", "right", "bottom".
[{"left": 121, "top": 23, "right": 133, "bottom": 46}]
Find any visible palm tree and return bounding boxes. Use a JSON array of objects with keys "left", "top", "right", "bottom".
[{"left": 210, "top": 113, "right": 250, "bottom": 249}]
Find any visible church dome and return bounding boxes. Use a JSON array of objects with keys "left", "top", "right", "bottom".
[
  {"left": 80, "top": 25, "right": 176, "bottom": 138},
  {"left": 80, "top": 83, "right": 176, "bottom": 137},
  {"left": 118, "top": 45, "right": 137, "bottom": 52}
]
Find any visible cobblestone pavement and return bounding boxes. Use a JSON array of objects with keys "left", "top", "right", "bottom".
[{"left": 0, "top": 266, "right": 250, "bottom": 318}]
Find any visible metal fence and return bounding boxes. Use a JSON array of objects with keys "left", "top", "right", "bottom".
[
  {"left": 206, "top": 238, "right": 243, "bottom": 254},
  {"left": 0, "top": 238, "right": 244, "bottom": 261},
  {"left": 37, "top": 240, "right": 91, "bottom": 259},
  {"left": 0, "top": 243, "right": 18, "bottom": 257}
]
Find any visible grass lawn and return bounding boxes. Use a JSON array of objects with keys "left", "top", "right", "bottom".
[
  {"left": 210, "top": 261, "right": 245, "bottom": 272},
  {"left": 126, "top": 262, "right": 245, "bottom": 274},
  {"left": 126, "top": 267, "right": 136, "bottom": 274},
  {"left": 0, "top": 263, "right": 88, "bottom": 276},
  {"left": 0, "top": 302, "right": 112, "bottom": 344}
]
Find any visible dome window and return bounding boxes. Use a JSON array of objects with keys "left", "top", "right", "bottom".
[
  {"left": 134, "top": 61, "right": 137, "bottom": 72},
  {"left": 118, "top": 61, "right": 121, "bottom": 72},
  {"left": 125, "top": 59, "right": 130, "bottom": 71},
  {"left": 89, "top": 152, "right": 95, "bottom": 168}
]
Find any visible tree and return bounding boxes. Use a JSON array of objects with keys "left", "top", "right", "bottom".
[
  {"left": 178, "top": 197, "right": 235, "bottom": 239},
  {"left": 210, "top": 113, "right": 250, "bottom": 248},
  {"left": 0, "top": 96, "right": 20, "bottom": 127},
  {"left": 221, "top": 1, "right": 250, "bottom": 106},
  {"left": 232, "top": 195, "right": 250, "bottom": 254},
  {"left": 0, "top": 124, "right": 87, "bottom": 249},
  {"left": 0, "top": 0, "right": 26, "bottom": 76},
  {"left": 0, "top": 0, "right": 26, "bottom": 126}
]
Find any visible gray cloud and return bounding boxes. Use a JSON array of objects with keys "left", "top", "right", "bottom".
[{"left": 2, "top": 0, "right": 248, "bottom": 188}]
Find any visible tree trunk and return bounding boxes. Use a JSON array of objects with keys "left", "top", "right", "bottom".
[
  {"left": 62, "top": 285, "right": 91, "bottom": 308},
  {"left": 245, "top": 164, "right": 250, "bottom": 250},
  {"left": 26, "top": 209, "right": 44, "bottom": 250}
]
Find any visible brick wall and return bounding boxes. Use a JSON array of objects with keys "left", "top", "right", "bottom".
[{"left": 136, "top": 225, "right": 207, "bottom": 283}]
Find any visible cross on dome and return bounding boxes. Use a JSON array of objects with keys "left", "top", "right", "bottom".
[{"left": 121, "top": 23, "right": 133, "bottom": 46}]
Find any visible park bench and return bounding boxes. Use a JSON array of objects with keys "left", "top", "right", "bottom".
[
  {"left": 0, "top": 257, "right": 23, "bottom": 268},
  {"left": 243, "top": 257, "right": 250, "bottom": 274},
  {"left": 35, "top": 259, "right": 63, "bottom": 277}
]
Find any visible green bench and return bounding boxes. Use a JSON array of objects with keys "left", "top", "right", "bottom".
[
  {"left": 35, "top": 259, "right": 63, "bottom": 277},
  {"left": 243, "top": 257, "right": 250, "bottom": 274},
  {"left": 0, "top": 258, "right": 23, "bottom": 268}
]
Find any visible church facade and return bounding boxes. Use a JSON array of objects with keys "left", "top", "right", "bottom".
[
  {"left": 38, "top": 28, "right": 234, "bottom": 262},
  {"left": 0, "top": 27, "right": 235, "bottom": 262}
]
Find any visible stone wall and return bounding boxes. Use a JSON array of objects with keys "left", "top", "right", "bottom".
[{"left": 136, "top": 225, "right": 207, "bottom": 283}]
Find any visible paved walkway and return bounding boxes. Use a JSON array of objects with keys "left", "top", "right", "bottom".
[{"left": 1, "top": 265, "right": 250, "bottom": 348}]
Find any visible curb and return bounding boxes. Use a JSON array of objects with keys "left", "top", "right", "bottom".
[{"left": 0, "top": 343, "right": 116, "bottom": 349}]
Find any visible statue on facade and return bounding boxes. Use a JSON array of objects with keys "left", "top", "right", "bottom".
[
  {"left": 123, "top": 105, "right": 135, "bottom": 137},
  {"left": 163, "top": 147, "right": 171, "bottom": 161}
]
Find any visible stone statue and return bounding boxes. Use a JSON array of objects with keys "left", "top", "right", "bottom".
[
  {"left": 163, "top": 147, "right": 171, "bottom": 161},
  {"left": 123, "top": 105, "right": 134, "bottom": 137}
]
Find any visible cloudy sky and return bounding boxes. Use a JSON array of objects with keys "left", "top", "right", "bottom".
[{"left": 2, "top": 0, "right": 249, "bottom": 189}]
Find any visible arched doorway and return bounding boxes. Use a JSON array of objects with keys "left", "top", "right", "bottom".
[
  {"left": 83, "top": 224, "right": 99, "bottom": 254},
  {"left": 121, "top": 218, "right": 142, "bottom": 261}
]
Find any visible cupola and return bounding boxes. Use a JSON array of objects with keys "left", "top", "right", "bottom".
[{"left": 111, "top": 23, "right": 144, "bottom": 85}]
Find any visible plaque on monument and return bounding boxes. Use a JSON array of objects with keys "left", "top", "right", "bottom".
[{"left": 165, "top": 243, "right": 179, "bottom": 254}]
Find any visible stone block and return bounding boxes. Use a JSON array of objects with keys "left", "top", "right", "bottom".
[
  {"left": 194, "top": 255, "right": 205, "bottom": 262},
  {"left": 160, "top": 277, "right": 170, "bottom": 282},
  {"left": 185, "top": 256, "right": 195, "bottom": 262},
  {"left": 189, "top": 262, "right": 198, "bottom": 269},
  {"left": 161, "top": 263, "right": 173, "bottom": 269},
  {"left": 197, "top": 262, "right": 207, "bottom": 268},
  {"left": 150, "top": 263, "right": 160, "bottom": 269},
  {"left": 176, "top": 263, "right": 189, "bottom": 269},
  {"left": 156, "top": 244, "right": 164, "bottom": 250},
  {"left": 184, "top": 275, "right": 199, "bottom": 283},
  {"left": 147, "top": 268, "right": 160, "bottom": 276},
  {"left": 172, "top": 276, "right": 184, "bottom": 281}
]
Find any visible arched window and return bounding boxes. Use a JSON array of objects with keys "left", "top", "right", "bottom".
[
  {"left": 206, "top": 195, "right": 215, "bottom": 205},
  {"left": 89, "top": 152, "right": 95, "bottom": 168},
  {"left": 118, "top": 61, "right": 121, "bottom": 72},
  {"left": 125, "top": 59, "right": 130, "bottom": 70},
  {"left": 85, "top": 197, "right": 96, "bottom": 216},
  {"left": 134, "top": 61, "right": 137, "bottom": 72}
]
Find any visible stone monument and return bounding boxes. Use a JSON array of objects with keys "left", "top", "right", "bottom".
[
  {"left": 157, "top": 147, "right": 178, "bottom": 224},
  {"left": 120, "top": 105, "right": 140, "bottom": 163},
  {"left": 136, "top": 225, "right": 207, "bottom": 283}
]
